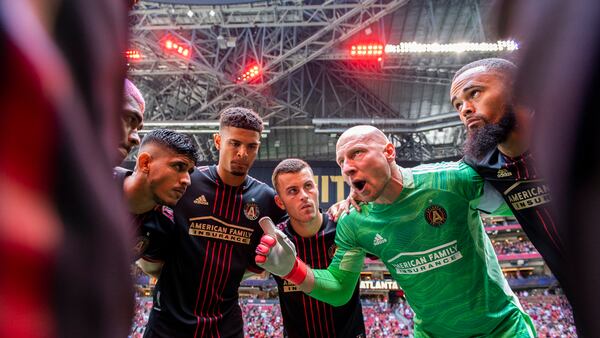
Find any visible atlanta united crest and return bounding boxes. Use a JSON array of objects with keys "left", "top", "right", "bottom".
[
  {"left": 424, "top": 204, "right": 447, "bottom": 227},
  {"left": 243, "top": 202, "right": 260, "bottom": 221}
]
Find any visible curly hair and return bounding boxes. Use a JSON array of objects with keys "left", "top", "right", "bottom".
[{"left": 219, "top": 107, "right": 264, "bottom": 133}]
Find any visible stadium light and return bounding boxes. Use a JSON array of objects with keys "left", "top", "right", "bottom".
[
  {"left": 163, "top": 36, "right": 191, "bottom": 59},
  {"left": 125, "top": 49, "right": 142, "bottom": 61},
  {"left": 350, "top": 43, "right": 384, "bottom": 60},
  {"left": 237, "top": 64, "right": 261, "bottom": 83}
]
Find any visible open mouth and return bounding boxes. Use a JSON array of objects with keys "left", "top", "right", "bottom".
[{"left": 352, "top": 180, "right": 366, "bottom": 192}]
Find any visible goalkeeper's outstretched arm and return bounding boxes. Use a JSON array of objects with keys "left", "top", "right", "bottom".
[{"left": 254, "top": 216, "right": 360, "bottom": 306}]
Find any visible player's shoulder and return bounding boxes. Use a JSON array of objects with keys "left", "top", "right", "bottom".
[
  {"left": 154, "top": 205, "right": 175, "bottom": 224},
  {"left": 245, "top": 174, "right": 276, "bottom": 196},
  {"left": 411, "top": 160, "right": 470, "bottom": 174},
  {"left": 337, "top": 206, "right": 362, "bottom": 227},
  {"left": 190, "top": 165, "right": 212, "bottom": 180}
]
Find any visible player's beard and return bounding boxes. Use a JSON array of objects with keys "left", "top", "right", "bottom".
[{"left": 463, "top": 106, "right": 517, "bottom": 160}]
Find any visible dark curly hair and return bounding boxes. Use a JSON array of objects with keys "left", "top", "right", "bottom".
[{"left": 219, "top": 107, "right": 264, "bottom": 133}]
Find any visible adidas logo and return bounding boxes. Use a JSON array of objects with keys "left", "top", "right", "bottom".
[
  {"left": 194, "top": 195, "right": 209, "bottom": 206},
  {"left": 373, "top": 233, "right": 387, "bottom": 246},
  {"left": 497, "top": 169, "right": 512, "bottom": 178}
]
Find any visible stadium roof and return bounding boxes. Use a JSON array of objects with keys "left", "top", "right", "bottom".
[{"left": 128, "top": 0, "right": 516, "bottom": 162}]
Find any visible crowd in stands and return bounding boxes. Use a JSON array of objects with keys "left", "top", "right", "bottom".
[
  {"left": 518, "top": 291, "right": 577, "bottom": 338},
  {"left": 362, "top": 300, "right": 413, "bottom": 337},
  {"left": 129, "top": 291, "right": 576, "bottom": 337},
  {"left": 130, "top": 296, "right": 152, "bottom": 338},
  {"left": 241, "top": 301, "right": 284, "bottom": 338},
  {"left": 493, "top": 238, "right": 538, "bottom": 255},
  {"left": 481, "top": 216, "right": 519, "bottom": 227}
]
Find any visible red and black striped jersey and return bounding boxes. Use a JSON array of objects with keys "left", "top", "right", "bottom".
[
  {"left": 143, "top": 165, "right": 286, "bottom": 338},
  {"left": 464, "top": 150, "right": 569, "bottom": 290},
  {"left": 273, "top": 213, "right": 365, "bottom": 338}
]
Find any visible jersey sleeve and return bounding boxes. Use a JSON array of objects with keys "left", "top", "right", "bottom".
[
  {"left": 445, "top": 161, "right": 509, "bottom": 214},
  {"left": 308, "top": 215, "right": 364, "bottom": 306}
]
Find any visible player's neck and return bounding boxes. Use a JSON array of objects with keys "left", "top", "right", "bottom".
[
  {"left": 498, "top": 134, "right": 528, "bottom": 158},
  {"left": 290, "top": 212, "right": 323, "bottom": 238},
  {"left": 216, "top": 165, "right": 246, "bottom": 186},
  {"left": 374, "top": 164, "right": 404, "bottom": 204},
  {"left": 123, "top": 174, "right": 157, "bottom": 214},
  {"left": 498, "top": 110, "right": 532, "bottom": 158}
]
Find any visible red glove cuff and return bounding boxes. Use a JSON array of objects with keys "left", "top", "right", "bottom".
[{"left": 283, "top": 257, "right": 308, "bottom": 285}]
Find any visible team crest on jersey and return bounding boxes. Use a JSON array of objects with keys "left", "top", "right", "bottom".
[
  {"left": 497, "top": 168, "right": 513, "bottom": 178},
  {"left": 243, "top": 202, "right": 260, "bottom": 220},
  {"left": 424, "top": 205, "right": 447, "bottom": 227},
  {"left": 327, "top": 244, "right": 337, "bottom": 260}
]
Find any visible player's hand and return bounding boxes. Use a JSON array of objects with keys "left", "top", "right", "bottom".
[
  {"left": 327, "top": 190, "right": 362, "bottom": 222},
  {"left": 255, "top": 217, "right": 297, "bottom": 276}
]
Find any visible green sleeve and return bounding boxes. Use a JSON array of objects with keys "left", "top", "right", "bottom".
[
  {"left": 307, "top": 214, "right": 365, "bottom": 307},
  {"left": 309, "top": 267, "right": 361, "bottom": 306}
]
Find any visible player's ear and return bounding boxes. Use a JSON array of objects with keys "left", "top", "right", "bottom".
[
  {"left": 213, "top": 132, "right": 221, "bottom": 151},
  {"left": 137, "top": 152, "right": 152, "bottom": 174},
  {"left": 384, "top": 143, "right": 396, "bottom": 162},
  {"left": 274, "top": 195, "right": 286, "bottom": 211}
]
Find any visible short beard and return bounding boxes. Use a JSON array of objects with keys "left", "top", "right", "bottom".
[
  {"left": 463, "top": 107, "right": 517, "bottom": 160},
  {"left": 230, "top": 170, "right": 246, "bottom": 177}
]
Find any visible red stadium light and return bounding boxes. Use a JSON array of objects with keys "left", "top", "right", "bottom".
[
  {"left": 350, "top": 43, "right": 384, "bottom": 60},
  {"left": 237, "top": 64, "right": 261, "bottom": 83},
  {"left": 162, "top": 36, "right": 191, "bottom": 59},
  {"left": 125, "top": 49, "right": 142, "bottom": 61}
]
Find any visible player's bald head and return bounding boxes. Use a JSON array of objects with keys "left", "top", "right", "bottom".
[{"left": 336, "top": 125, "right": 389, "bottom": 150}]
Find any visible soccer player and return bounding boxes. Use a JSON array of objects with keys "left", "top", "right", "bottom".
[
  {"left": 256, "top": 125, "right": 536, "bottom": 337},
  {"left": 450, "top": 58, "right": 571, "bottom": 303},
  {"left": 139, "top": 107, "right": 286, "bottom": 338},
  {"left": 118, "top": 79, "right": 145, "bottom": 163},
  {"left": 113, "top": 129, "right": 198, "bottom": 260},
  {"left": 268, "top": 158, "right": 365, "bottom": 338}
]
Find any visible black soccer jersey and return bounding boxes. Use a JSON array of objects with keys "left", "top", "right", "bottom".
[
  {"left": 143, "top": 165, "right": 286, "bottom": 338},
  {"left": 273, "top": 213, "right": 365, "bottom": 338},
  {"left": 464, "top": 150, "right": 569, "bottom": 289},
  {"left": 113, "top": 167, "right": 175, "bottom": 261}
]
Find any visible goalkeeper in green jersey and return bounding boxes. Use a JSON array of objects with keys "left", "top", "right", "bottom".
[{"left": 255, "top": 125, "right": 535, "bottom": 337}]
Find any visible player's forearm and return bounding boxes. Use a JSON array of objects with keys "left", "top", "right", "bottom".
[{"left": 305, "top": 267, "right": 359, "bottom": 307}]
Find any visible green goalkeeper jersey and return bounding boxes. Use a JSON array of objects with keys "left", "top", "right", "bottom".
[{"left": 310, "top": 161, "right": 535, "bottom": 337}]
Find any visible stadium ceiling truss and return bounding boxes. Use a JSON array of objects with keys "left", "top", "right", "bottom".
[{"left": 128, "top": 0, "right": 503, "bottom": 161}]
